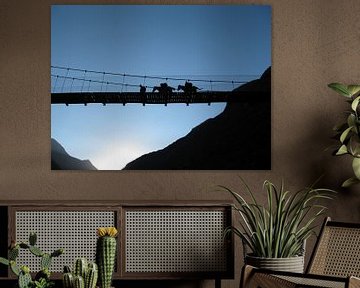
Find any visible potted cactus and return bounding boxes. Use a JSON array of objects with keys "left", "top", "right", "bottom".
[
  {"left": 62, "top": 258, "right": 98, "bottom": 288},
  {"left": 96, "top": 227, "right": 118, "bottom": 288},
  {"left": 0, "top": 232, "right": 64, "bottom": 288}
]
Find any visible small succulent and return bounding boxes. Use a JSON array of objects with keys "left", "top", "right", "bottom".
[{"left": 62, "top": 259, "right": 98, "bottom": 288}]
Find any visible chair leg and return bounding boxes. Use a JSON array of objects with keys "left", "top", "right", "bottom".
[
  {"left": 240, "top": 265, "right": 255, "bottom": 288},
  {"left": 349, "top": 276, "right": 360, "bottom": 288}
]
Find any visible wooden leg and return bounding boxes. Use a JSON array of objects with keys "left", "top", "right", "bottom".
[{"left": 349, "top": 276, "right": 360, "bottom": 288}]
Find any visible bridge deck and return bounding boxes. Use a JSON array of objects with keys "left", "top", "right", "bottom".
[{"left": 51, "top": 91, "right": 268, "bottom": 105}]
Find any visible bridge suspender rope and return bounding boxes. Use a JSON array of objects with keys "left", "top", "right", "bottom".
[{"left": 51, "top": 66, "right": 265, "bottom": 106}]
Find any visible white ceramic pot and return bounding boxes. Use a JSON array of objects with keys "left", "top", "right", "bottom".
[{"left": 245, "top": 254, "right": 305, "bottom": 273}]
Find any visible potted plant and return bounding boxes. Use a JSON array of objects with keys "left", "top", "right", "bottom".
[
  {"left": 0, "top": 232, "right": 64, "bottom": 288},
  {"left": 328, "top": 83, "right": 360, "bottom": 187},
  {"left": 220, "top": 179, "right": 334, "bottom": 273}
]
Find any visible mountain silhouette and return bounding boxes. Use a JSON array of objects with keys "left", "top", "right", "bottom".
[
  {"left": 51, "top": 138, "right": 97, "bottom": 170},
  {"left": 123, "top": 67, "right": 271, "bottom": 170}
]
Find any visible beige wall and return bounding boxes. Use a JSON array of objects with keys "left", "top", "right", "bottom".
[{"left": 1, "top": 0, "right": 360, "bottom": 287}]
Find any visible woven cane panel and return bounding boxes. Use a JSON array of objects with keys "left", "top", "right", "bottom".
[
  {"left": 15, "top": 211, "right": 115, "bottom": 272},
  {"left": 276, "top": 275, "right": 345, "bottom": 288},
  {"left": 125, "top": 210, "right": 227, "bottom": 273},
  {"left": 310, "top": 226, "right": 360, "bottom": 277}
]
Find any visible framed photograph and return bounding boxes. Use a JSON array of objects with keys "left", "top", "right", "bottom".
[{"left": 51, "top": 5, "right": 271, "bottom": 170}]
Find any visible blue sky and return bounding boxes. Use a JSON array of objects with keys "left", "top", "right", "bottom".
[{"left": 51, "top": 5, "right": 271, "bottom": 170}]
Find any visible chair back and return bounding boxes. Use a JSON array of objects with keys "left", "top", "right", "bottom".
[{"left": 307, "top": 217, "right": 360, "bottom": 277}]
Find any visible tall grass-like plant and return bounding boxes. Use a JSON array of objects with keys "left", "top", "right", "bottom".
[{"left": 221, "top": 179, "right": 335, "bottom": 258}]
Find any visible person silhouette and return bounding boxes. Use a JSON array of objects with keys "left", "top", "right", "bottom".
[{"left": 140, "top": 85, "right": 146, "bottom": 105}]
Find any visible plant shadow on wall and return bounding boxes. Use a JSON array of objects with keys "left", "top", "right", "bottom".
[
  {"left": 328, "top": 83, "right": 360, "bottom": 187},
  {"left": 218, "top": 178, "right": 336, "bottom": 273}
]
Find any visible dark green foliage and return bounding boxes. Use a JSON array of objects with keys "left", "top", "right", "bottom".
[
  {"left": 63, "top": 265, "right": 72, "bottom": 273},
  {"left": 29, "top": 233, "right": 37, "bottom": 246},
  {"left": 32, "top": 278, "right": 55, "bottom": 288},
  {"left": 19, "top": 243, "right": 30, "bottom": 249},
  {"left": 50, "top": 248, "right": 63, "bottom": 258},
  {"left": 35, "top": 268, "right": 51, "bottom": 281}
]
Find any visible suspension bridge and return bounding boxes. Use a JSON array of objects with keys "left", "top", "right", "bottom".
[{"left": 51, "top": 66, "right": 267, "bottom": 106}]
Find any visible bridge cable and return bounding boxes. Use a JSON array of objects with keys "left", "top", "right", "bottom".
[
  {"left": 61, "top": 68, "right": 70, "bottom": 92},
  {"left": 53, "top": 75, "right": 59, "bottom": 92},
  {"left": 51, "top": 65, "right": 255, "bottom": 85},
  {"left": 70, "top": 78, "right": 74, "bottom": 92},
  {"left": 100, "top": 72, "right": 105, "bottom": 92},
  {"left": 81, "top": 70, "right": 87, "bottom": 92}
]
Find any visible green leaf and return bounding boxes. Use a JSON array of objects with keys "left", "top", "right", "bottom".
[
  {"left": 0, "top": 257, "right": 9, "bottom": 266},
  {"left": 10, "top": 261, "right": 20, "bottom": 276},
  {"left": 328, "top": 83, "right": 350, "bottom": 97},
  {"left": 336, "top": 145, "right": 348, "bottom": 155},
  {"left": 347, "top": 85, "right": 360, "bottom": 97},
  {"left": 347, "top": 114, "right": 356, "bottom": 129},
  {"left": 342, "top": 177, "right": 360, "bottom": 188},
  {"left": 351, "top": 96, "right": 360, "bottom": 111},
  {"left": 349, "top": 135, "right": 360, "bottom": 156},
  {"left": 352, "top": 157, "right": 360, "bottom": 179},
  {"left": 340, "top": 126, "right": 353, "bottom": 143}
]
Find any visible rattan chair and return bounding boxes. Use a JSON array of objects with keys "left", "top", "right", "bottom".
[{"left": 241, "top": 217, "right": 360, "bottom": 288}]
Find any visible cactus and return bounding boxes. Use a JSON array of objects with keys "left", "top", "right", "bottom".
[
  {"left": 96, "top": 227, "right": 118, "bottom": 288},
  {"left": 62, "top": 265, "right": 74, "bottom": 288},
  {"left": 0, "top": 232, "right": 64, "bottom": 288},
  {"left": 51, "top": 248, "right": 64, "bottom": 258},
  {"left": 63, "top": 272, "right": 74, "bottom": 288},
  {"left": 63, "top": 259, "right": 98, "bottom": 288},
  {"left": 35, "top": 268, "right": 51, "bottom": 281},
  {"left": 74, "top": 258, "right": 88, "bottom": 279},
  {"left": 73, "top": 275, "right": 85, "bottom": 288},
  {"left": 18, "top": 268, "right": 32, "bottom": 288},
  {"left": 85, "top": 263, "right": 98, "bottom": 288},
  {"left": 29, "top": 232, "right": 37, "bottom": 246},
  {"left": 41, "top": 253, "right": 52, "bottom": 270},
  {"left": 29, "top": 245, "right": 44, "bottom": 257},
  {"left": 9, "top": 246, "right": 19, "bottom": 260}
]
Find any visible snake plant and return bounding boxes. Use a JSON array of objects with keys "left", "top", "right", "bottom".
[{"left": 221, "top": 178, "right": 335, "bottom": 258}]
